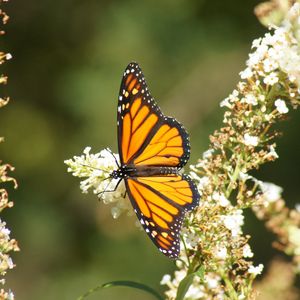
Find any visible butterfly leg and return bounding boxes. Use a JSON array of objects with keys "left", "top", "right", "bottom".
[{"left": 97, "top": 177, "right": 123, "bottom": 199}]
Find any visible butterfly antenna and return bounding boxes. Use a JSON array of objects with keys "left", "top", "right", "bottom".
[
  {"left": 105, "top": 147, "right": 120, "bottom": 168},
  {"left": 79, "top": 163, "right": 111, "bottom": 175}
]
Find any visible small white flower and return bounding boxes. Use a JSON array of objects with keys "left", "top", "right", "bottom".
[
  {"left": 223, "top": 209, "right": 244, "bottom": 237},
  {"left": 182, "top": 229, "right": 200, "bottom": 249},
  {"left": 7, "top": 257, "right": 14, "bottom": 269},
  {"left": 258, "top": 95, "right": 266, "bottom": 102},
  {"left": 5, "top": 53, "right": 12, "bottom": 60},
  {"left": 258, "top": 182, "right": 283, "bottom": 203},
  {"left": 243, "top": 244, "right": 254, "bottom": 258},
  {"left": 248, "top": 264, "right": 264, "bottom": 275},
  {"left": 262, "top": 32, "right": 276, "bottom": 46},
  {"left": 288, "top": 225, "right": 300, "bottom": 255},
  {"left": 160, "top": 274, "right": 171, "bottom": 285},
  {"left": 275, "top": 99, "right": 289, "bottom": 114},
  {"left": 244, "top": 93, "right": 258, "bottom": 105},
  {"left": 202, "top": 149, "right": 214, "bottom": 159},
  {"left": 239, "top": 172, "right": 253, "bottom": 182},
  {"left": 240, "top": 67, "right": 253, "bottom": 79},
  {"left": 243, "top": 133, "right": 259, "bottom": 147},
  {"left": 261, "top": 105, "right": 267, "bottom": 112},
  {"left": 212, "top": 192, "right": 230, "bottom": 207},
  {"left": 220, "top": 97, "right": 232, "bottom": 108},
  {"left": 264, "top": 114, "right": 273, "bottom": 121},
  {"left": 263, "top": 72, "right": 279, "bottom": 85},
  {"left": 7, "top": 291, "right": 14, "bottom": 300},
  {"left": 204, "top": 273, "right": 221, "bottom": 290},
  {"left": 251, "top": 37, "right": 262, "bottom": 48},
  {"left": 295, "top": 203, "right": 300, "bottom": 213},
  {"left": 165, "top": 290, "right": 177, "bottom": 299},
  {"left": 198, "top": 176, "right": 210, "bottom": 191},
  {"left": 247, "top": 44, "right": 268, "bottom": 67},
  {"left": 263, "top": 57, "right": 278, "bottom": 73},
  {"left": 0, "top": 226, "right": 10, "bottom": 237},
  {"left": 214, "top": 245, "right": 227, "bottom": 260},
  {"left": 185, "top": 285, "right": 206, "bottom": 298},
  {"left": 266, "top": 145, "right": 279, "bottom": 159},
  {"left": 189, "top": 171, "right": 200, "bottom": 182},
  {"left": 232, "top": 89, "right": 239, "bottom": 97},
  {"left": 237, "top": 81, "right": 246, "bottom": 91}
]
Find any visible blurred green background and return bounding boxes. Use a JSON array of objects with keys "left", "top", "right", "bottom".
[{"left": 0, "top": 0, "right": 299, "bottom": 299}]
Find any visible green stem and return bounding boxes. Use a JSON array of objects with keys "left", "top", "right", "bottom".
[
  {"left": 180, "top": 234, "right": 191, "bottom": 267},
  {"left": 221, "top": 273, "right": 239, "bottom": 300},
  {"left": 225, "top": 155, "right": 241, "bottom": 198},
  {"left": 187, "top": 249, "right": 202, "bottom": 275}
]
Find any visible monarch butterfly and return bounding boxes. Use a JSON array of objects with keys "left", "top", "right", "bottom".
[{"left": 110, "top": 62, "right": 200, "bottom": 258}]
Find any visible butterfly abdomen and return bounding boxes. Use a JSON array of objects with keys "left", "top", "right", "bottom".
[
  {"left": 111, "top": 165, "right": 179, "bottom": 179},
  {"left": 123, "top": 165, "right": 179, "bottom": 177}
]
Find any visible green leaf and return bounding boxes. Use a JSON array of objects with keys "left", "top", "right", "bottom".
[
  {"left": 77, "top": 280, "right": 164, "bottom": 300},
  {"left": 175, "top": 266, "right": 205, "bottom": 300},
  {"left": 175, "top": 273, "right": 195, "bottom": 300},
  {"left": 195, "top": 266, "right": 205, "bottom": 282}
]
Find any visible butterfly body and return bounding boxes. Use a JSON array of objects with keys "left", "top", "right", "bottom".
[
  {"left": 111, "top": 165, "right": 179, "bottom": 179},
  {"left": 113, "top": 62, "right": 200, "bottom": 258}
]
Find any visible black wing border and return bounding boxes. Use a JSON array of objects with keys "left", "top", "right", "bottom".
[
  {"left": 124, "top": 174, "right": 200, "bottom": 258},
  {"left": 116, "top": 62, "right": 190, "bottom": 168}
]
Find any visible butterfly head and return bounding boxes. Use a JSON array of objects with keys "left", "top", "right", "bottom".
[
  {"left": 110, "top": 166, "right": 129, "bottom": 179},
  {"left": 111, "top": 169, "right": 122, "bottom": 179}
]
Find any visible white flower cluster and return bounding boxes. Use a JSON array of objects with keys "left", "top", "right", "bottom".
[
  {"left": 0, "top": 219, "right": 15, "bottom": 299},
  {"left": 275, "top": 99, "right": 289, "bottom": 114},
  {"left": 239, "top": 171, "right": 284, "bottom": 207},
  {"left": 257, "top": 181, "right": 283, "bottom": 204},
  {"left": 246, "top": 24, "right": 300, "bottom": 87},
  {"left": 160, "top": 270, "right": 226, "bottom": 300},
  {"left": 221, "top": 3, "right": 300, "bottom": 116},
  {"left": 243, "top": 133, "right": 259, "bottom": 147},
  {"left": 160, "top": 263, "right": 262, "bottom": 300},
  {"left": 0, "top": 289, "right": 14, "bottom": 300},
  {"left": 222, "top": 209, "right": 244, "bottom": 237},
  {"left": 288, "top": 225, "right": 300, "bottom": 260},
  {"left": 65, "top": 147, "right": 132, "bottom": 218},
  {"left": 181, "top": 227, "right": 201, "bottom": 250},
  {"left": 65, "top": 147, "right": 117, "bottom": 190},
  {"left": 248, "top": 264, "right": 264, "bottom": 276},
  {"left": 212, "top": 191, "right": 230, "bottom": 207},
  {"left": 243, "top": 244, "right": 254, "bottom": 258}
]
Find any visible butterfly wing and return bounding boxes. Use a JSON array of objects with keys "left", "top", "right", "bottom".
[
  {"left": 117, "top": 62, "right": 190, "bottom": 168},
  {"left": 125, "top": 174, "right": 199, "bottom": 258},
  {"left": 116, "top": 62, "right": 200, "bottom": 258}
]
